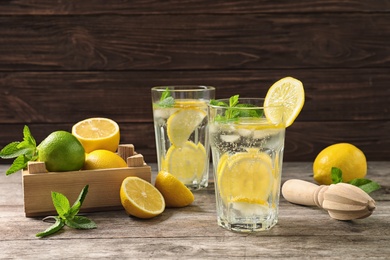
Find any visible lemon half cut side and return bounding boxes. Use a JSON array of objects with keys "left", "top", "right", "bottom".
[
  {"left": 72, "top": 117, "right": 120, "bottom": 153},
  {"left": 120, "top": 177, "right": 165, "bottom": 219}
]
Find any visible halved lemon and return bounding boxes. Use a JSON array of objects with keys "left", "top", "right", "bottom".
[
  {"left": 217, "top": 150, "right": 274, "bottom": 204},
  {"left": 72, "top": 117, "right": 120, "bottom": 153},
  {"left": 155, "top": 171, "right": 195, "bottom": 207},
  {"left": 167, "top": 107, "right": 206, "bottom": 148},
  {"left": 264, "top": 77, "right": 305, "bottom": 127},
  {"left": 120, "top": 177, "right": 165, "bottom": 219},
  {"left": 161, "top": 141, "right": 206, "bottom": 184}
]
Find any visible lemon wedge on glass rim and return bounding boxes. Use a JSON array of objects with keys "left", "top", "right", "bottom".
[{"left": 264, "top": 77, "right": 305, "bottom": 127}]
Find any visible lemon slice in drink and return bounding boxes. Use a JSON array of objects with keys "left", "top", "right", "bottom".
[
  {"left": 264, "top": 77, "right": 305, "bottom": 127},
  {"left": 162, "top": 141, "right": 206, "bottom": 184},
  {"left": 120, "top": 177, "right": 165, "bottom": 219},
  {"left": 217, "top": 150, "right": 274, "bottom": 204},
  {"left": 167, "top": 106, "right": 206, "bottom": 148}
]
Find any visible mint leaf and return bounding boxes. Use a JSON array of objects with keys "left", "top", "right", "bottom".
[
  {"left": 0, "top": 125, "right": 38, "bottom": 175},
  {"left": 331, "top": 167, "right": 343, "bottom": 184},
  {"left": 229, "top": 95, "right": 239, "bottom": 107},
  {"left": 6, "top": 155, "right": 30, "bottom": 175},
  {"left": 68, "top": 201, "right": 81, "bottom": 219},
  {"left": 23, "top": 125, "right": 36, "bottom": 147},
  {"left": 349, "top": 178, "right": 381, "bottom": 194},
  {"left": 69, "top": 185, "right": 89, "bottom": 218},
  {"left": 331, "top": 167, "right": 381, "bottom": 194},
  {"left": 160, "top": 88, "right": 171, "bottom": 101},
  {"left": 236, "top": 103, "right": 263, "bottom": 118},
  {"left": 158, "top": 96, "right": 175, "bottom": 107},
  {"left": 210, "top": 100, "right": 228, "bottom": 107},
  {"left": 65, "top": 216, "right": 97, "bottom": 229},
  {"left": 36, "top": 185, "right": 97, "bottom": 238},
  {"left": 74, "top": 185, "right": 89, "bottom": 207},
  {"left": 155, "top": 88, "right": 175, "bottom": 108},
  {"left": 0, "top": 142, "right": 22, "bottom": 159},
  {"left": 212, "top": 95, "right": 263, "bottom": 122},
  {"left": 51, "top": 191, "right": 71, "bottom": 218},
  {"left": 36, "top": 217, "right": 65, "bottom": 238}
]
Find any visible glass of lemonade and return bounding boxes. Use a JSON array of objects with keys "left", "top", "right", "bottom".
[
  {"left": 152, "top": 86, "right": 215, "bottom": 190},
  {"left": 209, "top": 97, "right": 286, "bottom": 232}
]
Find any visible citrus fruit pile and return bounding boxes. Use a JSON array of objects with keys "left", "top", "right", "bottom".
[
  {"left": 35, "top": 117, "right": 195, "bottom": 219},
  {"left": 72, "top": 117, "right": 126, "bottom": 170},
  {"left": 35, "top": 117, "right": 126, "bottom": 172},
  {"left": 161, "top": 100, "right": 208, "bottom": 184}
]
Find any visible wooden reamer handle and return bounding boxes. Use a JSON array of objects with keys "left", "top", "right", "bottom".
[{"left": 281, "top": 179, "right": 323, "bottom": 206}]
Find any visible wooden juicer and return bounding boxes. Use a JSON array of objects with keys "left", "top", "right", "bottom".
[{"left": 282, "top": 179, "right": 376, "bottom": 220}]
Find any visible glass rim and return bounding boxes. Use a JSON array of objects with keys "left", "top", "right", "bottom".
[
  {"left": 208, "top": 97, "right": 284, "bottom": 109},
  {"left": 151, "top": 85, "right": 215, "bottom": 92}
]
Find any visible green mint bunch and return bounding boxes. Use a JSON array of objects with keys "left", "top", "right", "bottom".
[
  {"left": 36, "top": 185, "right": 97, "bottom": 238},
  {"left": 0, "top": 126, "right": 38, "bottom": 175},
  {"left": 331, "top": 167, "right": 381, "bottom": 194},
  {"left": 210, "top": 95, "right": 263, "bottom": 122}
]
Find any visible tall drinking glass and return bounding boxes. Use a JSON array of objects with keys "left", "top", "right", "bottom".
[
  {"left": 152, "top": 86, "right": 215, "bottom": 190},
  {"left": 209, "top": 98, "right": 285, "bottom": 232}
]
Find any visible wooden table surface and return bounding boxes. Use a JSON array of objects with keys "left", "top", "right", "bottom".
[{"left": 0, "top": 162, "right": 389, "bottom": 259}]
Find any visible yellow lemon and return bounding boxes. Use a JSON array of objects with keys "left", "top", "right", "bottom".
[
  {"left": 217, "top": 150, "right": 273, "bottom": 205},
  {"left": 161, "top": 141, "right": 206, "bottom": 184},
  {"left": 72, "top": 117, "right": 120, "bottom": 153},
  {"left": 38, "top": 131, "right": 85, "bottom": 172},
  {"left": 120, "top": 177, "right": 165, "bottom": 219},
  {"left": 264, "top": 77, "right": 305, "bottom": 127},
  {"left": 83, "top": 150, "right": 127, "bottom": 170},
  {"left": 167, "top": 104, "right": 206, "bottom": 148},
  {"left": 313, "top": 143, "right": 367, "bottom": 185},
  {"left": 155, "top": 171, "right": 195, "bottom": 207}
]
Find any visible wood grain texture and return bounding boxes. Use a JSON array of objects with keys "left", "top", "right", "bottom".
[
  {"left": 0, "top": 1, "right": 389, "bottom": 163},
  {"left": 0, "top": 14, "right": 390, "bottom": 71},
  {"left": 0, "top": 162, "right": 389, "bottom": 259},
  {"left": 0, "top": 0, "right": 389, "bottom": 14}
]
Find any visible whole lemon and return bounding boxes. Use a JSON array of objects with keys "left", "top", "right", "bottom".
[
  {"left": 83, "top": 150, "right": 127, "bottom": 170},
  {"left": 38, "top": 131, "right": 85, "bottom": 172},
  {"left": 155, "top": 171, "right": 194, "bottom": 207},
  {"left": 313, "top": 143, "right": 367, "bottom": 185}
]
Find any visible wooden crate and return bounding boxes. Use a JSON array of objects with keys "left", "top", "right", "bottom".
[{"left": 22, "top": 144, "right": 151, "bottom": 217}]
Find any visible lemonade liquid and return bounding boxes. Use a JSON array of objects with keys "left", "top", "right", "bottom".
[
  {"left": 153, "top": 99, "right": 210, "bottom": 190},
  {"left": 209, "top": 101, "right": 286, "bottom": 232}
]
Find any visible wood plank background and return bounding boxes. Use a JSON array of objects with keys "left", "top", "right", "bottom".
[{"left": 1, "top": 1, "right": 390, "bottom": 163}]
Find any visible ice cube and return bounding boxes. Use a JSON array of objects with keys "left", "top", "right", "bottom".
[{"left": 221, "top": 134, "right": 240, "bottom": 143}]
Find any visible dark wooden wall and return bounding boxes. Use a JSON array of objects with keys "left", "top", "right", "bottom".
[{"left": 1, "top": 1, "right": 390, "bottom": 164}]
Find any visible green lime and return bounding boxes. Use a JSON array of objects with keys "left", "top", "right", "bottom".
[{"left": 38, "top": 131, "right": 85, "bottom": 172}]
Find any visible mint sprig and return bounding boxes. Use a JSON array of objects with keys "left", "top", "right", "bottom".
[
  {"left": 155, "top": 88, "right": 174, "bottom": 108},
  {"left": 0, "top": 126, "right": 38, "bottom": 175},
  {"left": 36, "top": 185, "right": 97, "bottom": 238},
  {"left": 210, "top": 95, "right": 263, "bottom": 122},
  {"left": 331, "top": 167, "right": 381, "bottom": 194}
]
